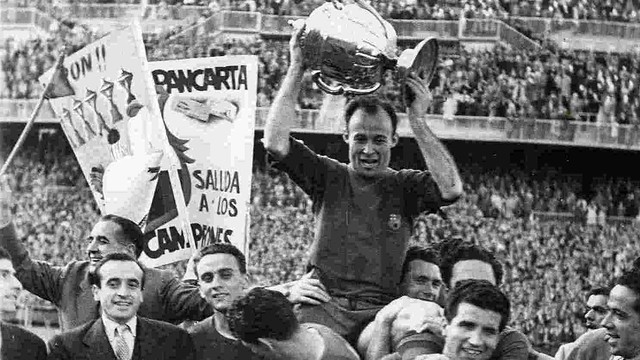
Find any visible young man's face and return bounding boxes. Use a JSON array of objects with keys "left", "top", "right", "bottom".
[
  {"left": 443, "top": 302, "right": 502, "bottom": 360},
  {"left": 86, "top": 220, "right": 135, "bottom": 266},
  {"left": 345, "top": 107, "right": 398, "bottom": 178},
  {"left": 602, "top": 285, "right": 640, "bottom": 358},
  {"left": 0, "top": 258, "right": 21, "bottom": 313},
  {"left": 92, "top": 260, "right": 144, "bottom": 324},
  {"left": 197, "top": 253, "right": 247, "bottom": 312},
  {"left": 585, "top": 294, "right": 609, "bottom": 330},
  {"left": 400, "top": 260, "right": 443, "bottom": 302}
]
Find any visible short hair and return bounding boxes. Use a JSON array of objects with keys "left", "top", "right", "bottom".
[
  {"left": 587, "top": 287, "right": 610, "bottom": 299},
  {"left": 100, "top": 214, "right": 144, "bottom": 258},
  {"left": 400, "top": 245, "right": 441, "bottom": 283},
  {"left": 0, "top": 247, "right": 11, "bottom": 262},
  {"left": 615, "top": 268, "right": 640, "bottom": 315},
  {"left": 344, "top": 95, "right": 398, "bottom": 135},
  {"left": 226, "top": 287, "right": 298, "bottom": 344},
  {"left": 192, "top": 243, "right": 247, "bottom": 277},
  {"left": 445, "top": 279, "right": 510, "bottom": 332},
  {"left": 440, "top": 243, "right": 503, "bottom": 287},
  {"left": 88, "top": 252, "right": 146, "bottom": 290}
]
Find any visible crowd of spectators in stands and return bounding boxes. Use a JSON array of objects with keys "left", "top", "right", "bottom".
[{"left": 5, "top": 20, "right": 640, "bottom": 129}]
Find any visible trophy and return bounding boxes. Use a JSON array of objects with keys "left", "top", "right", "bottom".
[
  {"left": 117, "top": 69, "right": 136, "bottom": 105},
  {"left": 296, "top": 0, "right": 438, "bottom": 96},
  {"left": 72, "top": 99, "right": 96, "bottom": 138},
  {"left": 84, "top": 87, "right": 121, "bottom": 144},
  {"left": 84, "top": 88, "right": 110, "bottom": 136},
  {"left": 99, "top": 78, "right": 123, "bottom": 124},
  {"left": 61, "top": 108, "right": 85, "bottom": 147}
]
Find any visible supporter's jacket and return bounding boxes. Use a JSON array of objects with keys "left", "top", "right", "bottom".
[
  {"left": 0, "top": 224, "right": 212, "bottom": 331},
  {"left": 1, "top": 321, "right": 47, "bottom": 360},
  {"left": 47, "top": 316, "right": 196, "bottom": 360}
]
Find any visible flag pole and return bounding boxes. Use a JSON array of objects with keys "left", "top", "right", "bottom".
[
  {"left": 0, "top": 82, "right": 53, "bottom": 177},
  {"left": 0, "top": 51, "right": 71, "bottom": 177}
]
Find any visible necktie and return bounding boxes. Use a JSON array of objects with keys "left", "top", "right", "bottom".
[{"left": 114, "top": 324, "right": 130, "bottom": 360}]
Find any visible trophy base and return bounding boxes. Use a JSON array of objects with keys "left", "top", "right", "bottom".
[{"left": 397, "top": 37, "right": 438, "bottom": 84}]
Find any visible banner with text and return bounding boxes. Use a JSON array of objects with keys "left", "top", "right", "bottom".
[
  {"left": 141, "top": 56, "right": 257, "bottom": 266},
  {"left": 40, "top": 24, "right": 257, "bottom": 266}
]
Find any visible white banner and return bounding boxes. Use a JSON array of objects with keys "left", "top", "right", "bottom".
[{"left": 138, "top": 56, "right": 257, "bottom": 266}]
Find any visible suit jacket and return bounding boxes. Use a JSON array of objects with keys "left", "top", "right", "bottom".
[
  {"left": 0, "top": 224, "right": 212, "bottom": 331},
  {"left": 1, "top": 321, "right": 47, "bottom": 360},
  {"left": 47, "top": 316, "right": 196, "bottom": 360}
]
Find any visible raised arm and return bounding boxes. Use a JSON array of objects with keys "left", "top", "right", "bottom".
[
  {"left": 0, "top": 177, "right": 64, "bottom": 305},
  {"left": 404, "top": 75, "right": 463, "bottom": 202},
  {"left": 263, "top": 21, "right": 305, "bottom": 160}
]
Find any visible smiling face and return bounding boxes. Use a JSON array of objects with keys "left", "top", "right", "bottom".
[
  {"left": 86, "top": 220, "right": 136, "bottom": 267},
  {"left": 602, "top": 285, "right": 640, "bottom": 358},
  {"left": 344, "top": 107, "right": 398, "bottom": 178},
  {"left": 196, "top": 253, "right": 247, "bottom": 312},
  {"left": 0, "top": 259, "right": 22, "bottom": 313},
  {"left": 443, "top": 302, "right": 502, "bottom": 360},
  {"left": 92, "top": 260, "right": 144, "bottom": 324},
  {"left": 400, "top": 260, "right": 443, "bottom": 302}
]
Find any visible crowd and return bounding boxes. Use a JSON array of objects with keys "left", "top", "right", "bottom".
[
  {"left": 2, "top": 127, "right": 640, "bottom": 353},
  {"left": 5, "top": 23, "right": 640, "bottom": 126}
]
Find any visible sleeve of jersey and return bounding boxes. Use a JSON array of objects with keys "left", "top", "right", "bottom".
[
  {"left": 397, "top": 169, "right": 445, "bottom": 216},
  {"left": 267, "top": 137, "right": 334, "bottom": 204}
]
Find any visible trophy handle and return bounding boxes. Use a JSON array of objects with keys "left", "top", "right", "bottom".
[{"left": 312, "top": 72, "right": 381, "bottom": 95}]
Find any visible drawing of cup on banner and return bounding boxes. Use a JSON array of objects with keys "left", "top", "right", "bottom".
[
  {"left": 72, "top": 98, "right": 97, "bottom": 139},
  {"left": 85, "top": 88, "right": 121, "bottom": 147},
  {"left": 117, "top": 69, "right": 136, "bottom": 105},
  {"left": 84, "top": 88, "right": 110, "bottom": 136},
  {"left": 60, "top": 108, "right": 85, "bottom": 148},
  {"left": 99, "top": 78, "right": 123, "bottom": 125}
]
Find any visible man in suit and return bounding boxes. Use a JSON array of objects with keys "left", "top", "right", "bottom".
[
  {"left": 0, "top": 246, "right": 47, "bottom": 359},
  {"left": 48, "top": 252, "right": 196, "bottom": 360},
  {"left": 0, "top": 178, "right": 211, "bottom": 331}
]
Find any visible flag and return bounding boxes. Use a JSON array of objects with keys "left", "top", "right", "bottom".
[{"left": 43, "top": 53, "right": 75, "bottom": 100}]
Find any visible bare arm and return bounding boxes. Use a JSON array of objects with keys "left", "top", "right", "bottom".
[
  {"left": 405, "top": 75, "right": 463, "bottom": 202},
  {"left": 263, "top": 21, "right": 305, "bottom": 160}
]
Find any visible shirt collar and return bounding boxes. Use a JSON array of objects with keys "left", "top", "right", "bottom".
[{"left": 101, "top": 314, "right": 137, "bottom": 338}]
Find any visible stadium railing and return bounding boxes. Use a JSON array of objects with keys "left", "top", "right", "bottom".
[
  {"left": 513, "top": 16, "right": 640, "bottom": 40},
  {"left": 1, "top": 100, "right": 638, "bottom": 150}
]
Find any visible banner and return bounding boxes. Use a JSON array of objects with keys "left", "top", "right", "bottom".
[
  {"left": 39, "top": 22, "right": 200, "bottom": 267},
  {"left": 141, "top": 56, "right": 257, "bottom": 266}
]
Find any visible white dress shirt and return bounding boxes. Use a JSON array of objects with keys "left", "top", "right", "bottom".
[{"left": 102, "top": 315, "right": 137, "bottom": 360}]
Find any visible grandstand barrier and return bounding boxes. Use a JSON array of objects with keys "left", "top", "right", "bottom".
[
  {"left": 513, "top": 16, "right": 640, "bottom": 40},
  {"left": 1, "top": 101, "right": 639, "bottom": 150}
]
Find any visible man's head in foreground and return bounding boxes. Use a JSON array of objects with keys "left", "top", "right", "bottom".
[
  {"left": 400, "top": 245, "right": 443, "bottom": 302},
  {"left": 88, "top": 252, "right": 145, "bottom": 325},
  {"left": 584, "top": 287, "right": 609, "bottom": 330},
  {"left": 86, "top": 214, "right": 144, "bottom": 266},
  {"left": 0, "top": 246, "right": 22, "bottom": 313},
  {"left": 443, "top": 279, "right": 510, "bottom": 360},
  {"left": 602, "top": 267, "right": 640, "bottom": 358},
  {"left": 226, "top": 287, "right": 299, "bottom": 358},
  {"left": 191, "top": 243, "right": 248, "bottom": 312}
]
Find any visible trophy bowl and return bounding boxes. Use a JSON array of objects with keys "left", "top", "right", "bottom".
[{"left": 298, "top": 0, "right": 439, "bottom": 96}]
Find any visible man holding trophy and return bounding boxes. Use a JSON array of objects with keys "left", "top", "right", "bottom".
[{"left": 264, "top": 0, "right": 463, "bottom": 345}]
